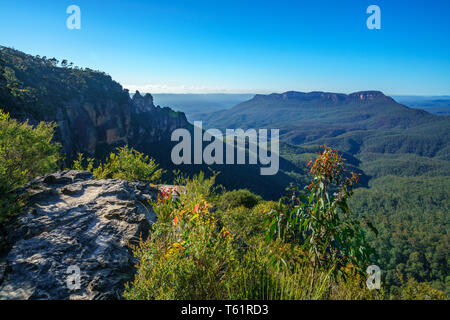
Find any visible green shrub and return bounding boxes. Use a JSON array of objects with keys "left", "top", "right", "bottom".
[
  {"left": 123, "top": 148, "right": 381, "bottom": 300},
  {"left": 265, "top": 146, "right": 376, "bottom": 274},
  {"left": 217, "top": 189, "right": 262, "bottom": 210},
  {"left": 124, "top": 173, "right": 235, "bottom": 300},
  {"left": 225, "top": 241, "right": 381, "bottom": 300},
  {"left": 73, "top": 146, "right": 163, "bottom": 183},
  {"left": 217, "top": 202, "right": 276, "bottom": 246},
  {"left": 72, "top": 153, "right": 95, "bottom": 172},
  {"left": 0, "top": 109, "right": 61, "bottom": 223}
]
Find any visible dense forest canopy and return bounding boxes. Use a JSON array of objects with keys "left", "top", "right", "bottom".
[{"left": 0, "top": 46, "right": 130, "bottom": 120}]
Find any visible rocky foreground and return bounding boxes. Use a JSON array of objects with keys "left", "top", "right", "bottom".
[{"left": 0, "top": 171, "right": 160, "bottom": 300}]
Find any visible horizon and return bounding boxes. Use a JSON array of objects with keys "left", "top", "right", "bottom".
[
  {"left": 3, "top": 48, "right": 450, "bottom": 97},
  {"left": 2, "top": 44, "right": 450, "bottom": 98},
  {"left": 1, "top": 0, "right": 450, "bottom": 95}
]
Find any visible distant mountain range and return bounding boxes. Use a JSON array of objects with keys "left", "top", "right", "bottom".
[
  {"left": 146, "top": 93, "right": 450, "bottom": 119},
  {"left": 151, "top": 93, "right": 254, "bottom": 121},
  {"left": 197, "top": 91, "right": 449, "bottom": 159},
  {"left": 393, "top": 96, "right": 450, "bottom": 116}
]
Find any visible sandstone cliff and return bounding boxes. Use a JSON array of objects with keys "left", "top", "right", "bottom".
[
  {"left": 57, "top": 90, "right": 189, "bottom": 160},
  {"left": 0, "top": 46, "right": 190, "bottom": 161}
]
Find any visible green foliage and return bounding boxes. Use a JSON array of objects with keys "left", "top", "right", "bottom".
[
  {"left": 217, "top": 201, "right": 276, "bottom": 247},
  {"left": 216, "top": 189, "right": 262, "bottom": 211},
  {"left": 265, "top": 146, "right": 376, "bottom": 274},
  {"left": 390, "top": 277, "right": 448, "bottom": 300},
  {"left": 0, "top": 109, "right": 61, "bottom": 222},
  {"left": 351, "top": 175, "right": 449, "bottom": 295},
  {"left": 72, "top": 153, "right": 95, "bottom": 172},
  {"left": 1, "top": 46, "right": 128, "bottom": 120},
  {"left": 224, "top": 242, "right": 380, "bottom": 300},
  {"left": 124, "top": 173, "right": 235, "bottom": 300},
  {"left": 123, "top": 148, "right": 383, "bottom": 300},
  {"left": 73, "top": 146, "right": 163, "bottom": 183},
  {"left": 274, "top": 143, "right": 449, "bottom": 295}
]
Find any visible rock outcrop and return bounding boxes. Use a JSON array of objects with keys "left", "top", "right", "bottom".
[
  {"left": 0, "top": 171, "right": 158, "bottom": 300},
  {"left": 52, "top": 89, "right": 190, "bottom": 161},
  {"left": 0, "top": 46, "right": 190, "bottom": 162}
]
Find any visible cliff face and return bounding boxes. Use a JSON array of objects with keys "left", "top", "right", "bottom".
[
  {"left": 53, "top": 89, "right": 189, "bottom": 160},
  {"left": 127, "top": 91, "right": 190, "bottom": 157},
  {"left": 0, "top": 46, "right": 190, "bottom": 161}
]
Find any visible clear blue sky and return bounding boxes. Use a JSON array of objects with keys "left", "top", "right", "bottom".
[{"left": 1, "top": 0, "right": 449, "bottom": 95}]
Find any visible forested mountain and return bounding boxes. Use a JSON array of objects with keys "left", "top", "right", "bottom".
[
  {"left": 0, "top": 46, "right": 190, "bottom": 161},
  {"left": 198, "top": 91, "right": 449, "bottom": 157}
]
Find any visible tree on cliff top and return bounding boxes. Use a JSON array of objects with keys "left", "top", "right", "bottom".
[{"left": 0, "top": 109, "right": 61, "bottom": 223}]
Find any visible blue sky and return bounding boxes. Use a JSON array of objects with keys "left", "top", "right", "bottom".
[{"left": 1, "top": 0, "right": 449, "bottom": 94}]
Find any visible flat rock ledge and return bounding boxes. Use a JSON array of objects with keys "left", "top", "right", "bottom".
[{"left": 0, "top": 171, "right": 158, "bottom": 300}]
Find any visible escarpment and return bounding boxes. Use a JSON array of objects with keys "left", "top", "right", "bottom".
[{"left": 0, "top": 46, "right": 190, "bottom": 162}]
